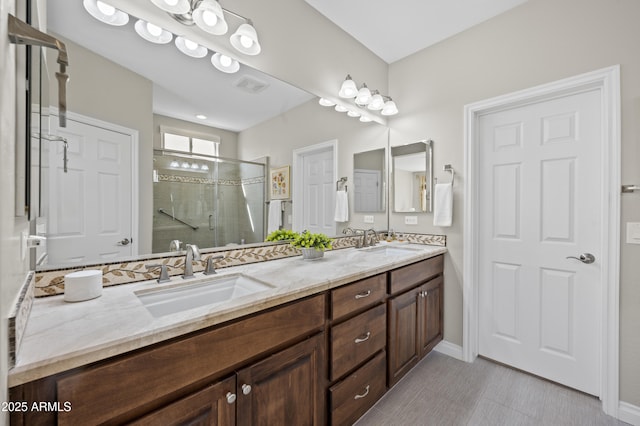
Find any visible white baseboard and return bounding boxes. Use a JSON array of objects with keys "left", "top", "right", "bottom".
[
  {"left": 434, "top": 340, "right": 463, "bottom": 361},
  {"left": 619, "top": 401, "right": 640, "bottom": 425}
]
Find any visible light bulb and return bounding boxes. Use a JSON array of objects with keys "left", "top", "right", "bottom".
[
  {"left": 96, "top": 1, "right": 115, "bottom": 16},
  {"left": 219, "top": 55, "right": 232, "bottom": 67},
  {"left": 201, "top": 10, "right": 218, "bottom": 26},
  {"left": 240, "top": 35, "right": 254, "bottom": 48},
  {"left": 184, "top": 39, "right": 198, "bottom": 50},
  {"left": 146, "top": 22, "right": 162, "bottom": 37}
]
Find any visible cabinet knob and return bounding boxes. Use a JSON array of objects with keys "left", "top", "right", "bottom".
[
  {"left": 226, "top": 392, "right": 236, "bottom": 404},
  {"left": 242, "top": 384, "right": 252, "bottom": 395},
  {"left": 354, "top": 290, "right": 371, "bottom": 299},
  {"left": 354, "top": 331, "right": 371, "bottom": 344},
  {"left": 354, "top": 385, "right": 370, "bottom": 400}
]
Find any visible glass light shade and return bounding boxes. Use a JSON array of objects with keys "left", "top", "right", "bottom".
[
  {"left": 381, "top": 99, "right": 399, "bottom": 116},
  {"left": 192, "top": 0, "right": 228, "bottom": 35},
  {"left": 355, "top": 85, "right": 372, "bottom": 105},
  {"left": 181, "top": 162, "right": 190, "bottom": 168},
  {"left": 347, "top": 110, "right": 361, "bottom": 118},
  {"left": 191, "top": 163, "right": 200, "bottom": 169},
  {"left": 338, "top": 76, "right": 357, "bottom": 98},
  {"left": 230, "top": 23, "right": 261, "bottom": 55},
  {"left": 359, "top": 115, "right": 372, "bottom": 123},
  {"left": 150, "top": 0, "right": 190, "bottom": 14},
  {"left": 367, "top": 93, "right": 384, "bottom": 110},
  {"left": 83, "top": 0, "right": 129, "bottom": 26},
  {"left": 134, "top": 20, "right": 172, "bottom": 44},
  {"left": 170, "top": 160, "right": 180, "bottom": 168},
  {"left": 201, "top": 164, "right": 209, "bottom": 171},
  {"left": 211, "top": 53, "right": 240, "bottom": 73},
  {"left": 334, "top": 104, "right": 348, "bottom": 112},
  {"left": 318, "top": 98, "right": 336, "bottom": 107},
  {"left": 196, "top": 114, "right": 207, "bottom": 120},
  {"left": 175, "top": 36, "right": 208, "bottom": 58}
]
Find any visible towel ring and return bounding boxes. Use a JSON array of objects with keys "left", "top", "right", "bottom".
[
  {"left": 443, "top": 164, "right": 454, "bottom": 185},
  {"left": 336, "top": 177, "right": 348, "bottom": 192}
]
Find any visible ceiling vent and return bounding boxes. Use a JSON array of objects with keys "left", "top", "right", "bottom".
[{"left": 232, "top": 75, "right": 270, "bottom": 94}]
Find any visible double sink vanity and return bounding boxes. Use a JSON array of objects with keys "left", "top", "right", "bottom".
[{"left": 9, "top": 243, "right": 445, "bottom": 425}]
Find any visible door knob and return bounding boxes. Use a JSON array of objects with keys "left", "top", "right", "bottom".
[
  {"left": 241, "top": 384, "right": 252, "bottom": 395},
  {"left": 117, "top": 238, "right": 131, "bottom": 246},
  {"left": 226, "top": 392, "right": 236, "bottom": 404},
  {"left": 566, "top": 253, "right": 595, "bottom": 264}
]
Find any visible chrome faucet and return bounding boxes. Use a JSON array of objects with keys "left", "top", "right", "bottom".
[
  {"left": 145, "top": 264, "right": 170, "bottom": 283},
  {"left": 182, "top": 244, "right": 201, "bottom": 279},
  {"left": 364, "top": 229, "right": 378, "bottom": 247}
]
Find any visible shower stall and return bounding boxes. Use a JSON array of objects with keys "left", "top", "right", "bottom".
[{"left": 152, "top": 151, "right": 265, "bottom": 253}]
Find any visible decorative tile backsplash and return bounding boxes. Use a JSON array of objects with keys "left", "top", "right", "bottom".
[
  {"left": 9, "top": 272, "right": 35, "bottom": 368},
  {"left": 34, "top": 233, "right": 446, "bottom": 298}
]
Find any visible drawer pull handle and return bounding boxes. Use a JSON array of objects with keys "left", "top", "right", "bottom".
[
  {"left": 226, "top": 392, "right": 236, "bottom": 404},
  {"left": 354, "top": 332, "right": 371, "bottom": 344},
  {"left": 354, "top": 290, "right": 371, "bottom": 299},
  {"left": 354, "top": 385, "right": 370, "bottom": 400},
  {"left": 242, "top": 384, "right": 252, "bottom": 395}
]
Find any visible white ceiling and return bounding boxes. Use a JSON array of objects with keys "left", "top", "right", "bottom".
[
  {"left": 47, "top": 1, "right": 528, "bottom": 132},
  {"left": 304, "top": 0, "right": 528, "bottom": 63}
]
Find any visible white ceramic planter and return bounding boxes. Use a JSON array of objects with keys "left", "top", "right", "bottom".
[{"left": 301, "top": 248, "right": 324, "bottom": 260}]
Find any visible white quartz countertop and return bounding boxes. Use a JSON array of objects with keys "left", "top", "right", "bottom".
[{"left": 9, "top": 243, "right": 446, "bottom": 387}]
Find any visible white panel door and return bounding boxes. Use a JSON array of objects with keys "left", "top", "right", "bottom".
[
  {"left": 478, "top": 89, "right": 601, "bottom": 395},
  {"left": 47, "top": 117, "right": 133, "bottom": 265},
  {"left": 301, "top": 148, "right": 335, "bottom": 235},
  {"left": 354, "top": 169, "right": 381, "bottom": 212}
]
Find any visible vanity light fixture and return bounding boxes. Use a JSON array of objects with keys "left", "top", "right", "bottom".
[
  {"left": 318, "top": 98, "right": 336, "bottom": 107},
  {"left": 338, "top": 75, "right": 358, "bottom": 98},
  {"left": 347, "top": 109, "right": 361, "bottom": 118},
  {"left": 381, "top": 97, "right": 399, "bottom": 116},
  {"left": 134, "top": 19, "right": 173, "bottom": 44},
  {"left": 201, "top": 164, "right": 210, "bottom": 171},
  {"left": 359, "top": 115, "right": 372, "bottom": 123},
  {"left": 170, "top": 160, "right": 180, "bottom": 168},
  {"left": 148, "top": 0, "right": 262, "bottom": 56},
  {"left": 175, "top": 36, "right": 208, "bottom": 58},
  {"left": 334, "top": 104, "right": 348, "bottom": 113},
  {"left": 355, "top": 84, "right": 372, "bottom": 106},
  {"left": 196, "top": 114, "right": 207, "bottom": 119},
  {"left": 367, "top": 91, "right": 385, "bottom": 111},
  {"left": 83, "top": 0, "right": 129, "bottom": 26},
  {"left": 211, "top": 52, "right": 240, "bottom": 73}
]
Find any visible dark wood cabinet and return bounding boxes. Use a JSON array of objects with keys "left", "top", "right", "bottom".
[
  {"left": 387, "top": 256, "right": 444, "bottom": 387},
  {"left": 236, "top": 333, "right": 325, "bottom": 426},
  {"left": 130, "top": 376, "right": 236, "bottom": 426}
]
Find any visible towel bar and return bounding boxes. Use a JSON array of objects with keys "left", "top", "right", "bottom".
[
  {"left": 622, "top": 185, "right": 640, "bottom": 193},
  {"left": 443, "top": 164, "right": 454, "bottom": 185}
]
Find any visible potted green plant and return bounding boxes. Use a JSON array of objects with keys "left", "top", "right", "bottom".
[{"left": 290, "top": 230, "right": 333, "bottom": 260}]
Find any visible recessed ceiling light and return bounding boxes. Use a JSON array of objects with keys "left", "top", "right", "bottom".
[{"left": 196, "top": 114, "right": 207, "bottom": 120}]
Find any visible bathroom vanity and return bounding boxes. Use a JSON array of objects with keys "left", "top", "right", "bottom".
[{"left": 9, "top": 246, "right": 445, "bottom": 425}]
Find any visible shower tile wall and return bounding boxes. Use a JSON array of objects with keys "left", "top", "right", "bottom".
[{"left": 152, "top": 155, "right": 264, "bottom": 253}]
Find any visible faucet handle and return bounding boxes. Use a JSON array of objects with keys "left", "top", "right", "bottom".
[
  {"left": 203, "top": 255, "right": 225, "bottom": 275},
  {"left": 146, "top": 264, "right": 170, "bottom": 283}
]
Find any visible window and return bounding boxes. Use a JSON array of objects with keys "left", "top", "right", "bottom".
[{"left": 162, "top": 127, "right": 220, "bottom": 157}]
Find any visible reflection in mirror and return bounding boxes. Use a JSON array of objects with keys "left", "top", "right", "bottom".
[
  {"left": 153, "top": 152, "right": 265, "bottom": 253},
  {"left": 33, "top": 1, "right": 314, "bottom": 269},
  {"left": 391, "top": 140, "right": 433, "bottom": 213},
  {"left": 353, "top": 148, "right": 385, "bottom": 213}
]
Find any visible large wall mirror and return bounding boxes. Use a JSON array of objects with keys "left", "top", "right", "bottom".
[
  {"left": 31, "top": 1, "right": 389, "bottom": 270},
  {"left": 391, "top": 140, "right": 433, "bottom": 213},
  {"left": 353, "top": 148, "right": 385, "bottom": 213}
]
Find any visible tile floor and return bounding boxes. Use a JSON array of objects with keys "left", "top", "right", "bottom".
[{"left": 355, "top": 351, "right": 627, "bottom": 426}]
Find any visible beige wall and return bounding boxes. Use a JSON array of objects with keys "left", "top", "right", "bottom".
[
  {"left": 238, "top": 98, "right": 389, "bottom": 231},
  {"left": 0, "top": 1, "right": 30, "bottom": 424},
  {"left": 388, "top": 0, "right": 640, "bottom": 405}
]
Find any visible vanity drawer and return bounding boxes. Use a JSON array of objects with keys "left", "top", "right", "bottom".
[
  {"left": 331, "top": 274, "right": 386, "bottom": 320},
  {"left": 389, "top": 255, "right": 443, "bottom": 295},
  {"left": 330, "top": 304, "right": 386, "bottom": 380},
  {"left": 329, "top": 351, "right": 386, "bottom": 426}
]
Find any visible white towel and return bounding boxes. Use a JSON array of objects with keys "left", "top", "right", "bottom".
[
  {"left": 267, "top": 200, "right": 282, "bottom": 233},
  {"left": 334, "top": 191, "right": 349, "bottom": 222},
  {"left": 433, "top": 183, "right": 453, "bottom": 227}
]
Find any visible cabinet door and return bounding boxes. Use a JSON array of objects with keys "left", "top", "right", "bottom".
[
  {"left": 387, "top": 287, "right": 421, "bottom": 387},
  {"left": 419, "top": 275, "right": 444, "bottom": 357},
  {"left": 236, "top": 333, "right": 325, "bottom": 426},
  {"left": 130, "top": 376, "right": 236, "bottom": 426}
]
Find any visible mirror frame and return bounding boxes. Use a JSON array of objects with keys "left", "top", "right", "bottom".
[{"left": 390, "top": 140, "right": 433, "bottom": 213}]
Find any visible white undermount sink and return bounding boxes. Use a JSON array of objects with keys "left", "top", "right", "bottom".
[
  {"left": 359, "top": 245, "right": 421, "bottom": 256},
  {"left": 135, "top": 273, "right": 275, "bottom": 318}
]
